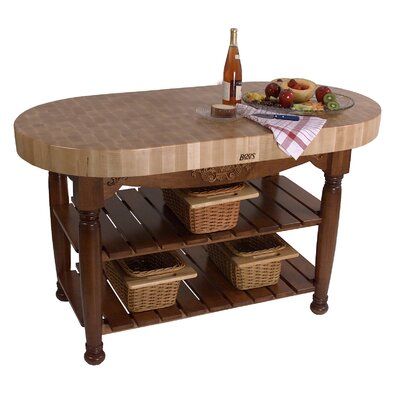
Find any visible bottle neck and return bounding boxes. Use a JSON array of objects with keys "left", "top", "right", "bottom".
[{"left": 230, "top": 29, "right": 238, "bottom": 46}]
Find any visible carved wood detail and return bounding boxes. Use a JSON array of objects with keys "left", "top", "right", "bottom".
[
  {"left": 101, "top": 155, "right": 332, "bottom": 199},
  {"left": 191, "top": 164, "right": 254, "bottom": 183},
  {"left": 104, "top": 178, "right": 128, "bottom": 199},
  {"left": 106, "top": 177, "right": 128, "bottom": 187}
]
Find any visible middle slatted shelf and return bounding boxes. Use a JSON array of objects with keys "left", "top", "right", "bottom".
[{"left": 53, "top": 176, "right": 322, "bottom": 261}]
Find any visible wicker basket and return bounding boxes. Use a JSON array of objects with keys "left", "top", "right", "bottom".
[
  {"left": 163, "top": 182, "right": 259, "bottom": 234},
  {"left": 208, "top": 234, "right": 299, "bottom": 290},
  {"left": 104, "top": 252, "right": 197, "bottom": 313}
]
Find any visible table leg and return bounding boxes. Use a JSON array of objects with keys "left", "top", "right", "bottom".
[
  {"left": 75, "top": 177, "right": 105, "bottom": 365},
  {"left": 310, "top": 149, "right": 352, "bottom": 314},
  {"left": 310, "top": 174, "right": 343, "bottom": 314},
  {"left": 49, "top": 172, "right": 70, "bottom": 301}
]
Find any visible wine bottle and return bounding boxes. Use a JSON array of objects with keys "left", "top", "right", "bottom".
[{"left": 223, "top": 28, "right": 242, "bottom": 105}]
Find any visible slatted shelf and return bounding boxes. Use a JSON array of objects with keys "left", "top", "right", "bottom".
[
  {"left": 65, "top": 245, "right": 315, "bottom": 333},
  {"left": 53, "top": 176, "right": 321, "bottom": 261}
]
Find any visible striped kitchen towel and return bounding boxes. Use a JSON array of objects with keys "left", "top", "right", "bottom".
[{"left": 236, "top": 104, "right": 327, "bottom": 160}]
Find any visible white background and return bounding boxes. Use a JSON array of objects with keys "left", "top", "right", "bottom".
[{"left": 1, "top": 0, "right": 399, "bottom": 399}]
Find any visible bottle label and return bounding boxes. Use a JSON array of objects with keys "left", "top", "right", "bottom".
[
  {"left": 235, "top": 82, "right": 242, "bottom": 101},
  {"left": 235, "top": 54, "right": 240, "bottom": 60},
  {"left": 223, "top": 81, "right": 230, "bottom": 101},
  {"left": 223, "top": 81, "right": 242, "bottom": 102}
]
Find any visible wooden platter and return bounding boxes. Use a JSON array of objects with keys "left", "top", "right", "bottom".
[{"left": 14, "top": 82, "right": 381, "bottom": 177}]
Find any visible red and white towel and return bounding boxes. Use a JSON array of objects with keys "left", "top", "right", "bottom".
[{"left": 236, "top": 104, "right": 326, "bottom": 160}]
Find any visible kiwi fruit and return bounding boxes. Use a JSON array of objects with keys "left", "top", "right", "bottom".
[
  {"left": 323, "top": 93, "right": 337, "bottom": 104},
  {"left": 327, "top": 101, "right": 340, "bottom": 111}
]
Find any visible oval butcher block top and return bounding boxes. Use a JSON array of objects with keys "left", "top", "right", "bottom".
[{"left": 14, "top": 82, "right": 381, "bottom": 177}]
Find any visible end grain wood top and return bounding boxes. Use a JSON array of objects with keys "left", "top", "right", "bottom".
[{"left": 14, "top": 82, "right": 381, "bottom": 177}]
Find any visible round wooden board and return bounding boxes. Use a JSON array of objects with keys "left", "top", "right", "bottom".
[{"left": 14, "top": 82, "right": 381, "bottom": 177}]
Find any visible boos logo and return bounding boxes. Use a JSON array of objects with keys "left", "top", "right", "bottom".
[{"left": 239, "top": 153, "right": 256, "bottom": 161}]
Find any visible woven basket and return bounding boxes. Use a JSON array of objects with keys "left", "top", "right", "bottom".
[
  {"left": 208, "top": 234, "right": 298, "bottom": 290},
  {"left": 163, "top": 183, "right": 248, "bottom": 234},
  {"left": 104, "top": 252, "right": 196, "bottom": 313}
]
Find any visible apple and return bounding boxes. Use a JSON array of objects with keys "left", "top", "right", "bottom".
[
  {"left": 315, "top": 86, "right": 331, "bottom": 103},
  {"left": 265, "top": 82, "right": 281, "bottom": 98},
  {"left": 279, "top": 89, "right": 294, "bottom": 108}
]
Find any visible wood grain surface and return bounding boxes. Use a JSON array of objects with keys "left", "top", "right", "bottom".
[{"left": 14, "top": 82, "right": 381, "bottom": 177}]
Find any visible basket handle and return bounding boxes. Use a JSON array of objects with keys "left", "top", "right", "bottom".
[
  {"left": 248, "top": 246, "right": 299, "bottom": 263},
  {"left": 126, "top": 266, "right": 197, "bottom": 289},
  {"left": 187, "top": 183, "right": 244, "bottom": 198},
  {"left": 251, "top": 250, "right": 281, "bottom": 259},
  {"left": 203, "top": 191, "right": 240, "bottom": 200}
]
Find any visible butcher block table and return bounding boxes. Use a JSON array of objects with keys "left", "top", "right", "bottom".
[{"left": 14, "top": 82, "right": 381, "bottom": 365}]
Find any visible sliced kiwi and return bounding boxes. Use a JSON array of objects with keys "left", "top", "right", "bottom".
[
  {"left": 327, "top": 101, "right": 340, "bottom": 111},
  {"left": 323, "top": 93, "right": 336, "bottom": 104}
]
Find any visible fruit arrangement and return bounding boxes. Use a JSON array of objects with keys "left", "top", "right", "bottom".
[
  {"left": 244, "top": 78, "right": 346, "bottom": 113},
  {"left": 272, "top": 78, "right": 316, "bottom": 103}
]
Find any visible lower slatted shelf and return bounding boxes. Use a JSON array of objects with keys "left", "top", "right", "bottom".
[
  {"left": 62, "top": 246, "right": 315, "bottom": 334},
  {"left": 53, "top": 176, "right": 321, "bottom": 261}
]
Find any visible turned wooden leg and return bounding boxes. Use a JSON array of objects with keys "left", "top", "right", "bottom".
[
  {"left": 75, "top": 177, "right": 105, "bottom": 365},
  {"left": 310, "top": 174, "right": 343, "bottom": 315},
  {"left": 49, "top": 172, "right": 71, "bottom": 301}
]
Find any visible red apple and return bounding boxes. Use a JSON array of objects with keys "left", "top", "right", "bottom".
[
  {"left": 279, "top": 89, "right": 294, "bottom": 108},
  {"left": 265, "top": 82, "right": 281, "bottom": 98},
  {"left": 315, "top": 86, "right": 331, "bottom": 102}
]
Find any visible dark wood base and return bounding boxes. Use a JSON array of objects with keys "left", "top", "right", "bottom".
[
  {"left": 310, "top": 294, "right": 329, "bottom": 315},
  {"left": 51, "top": 173, "right": 320, "bottom": 365},
  {"left": 55, "top": 282, "right": 68, "bottom": 302},
  {"left": 48, "top": 158, "right": 352, "bottom": 363},
  {"left": 84, "top": 343, "right": 105, "bottom": 365}
]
